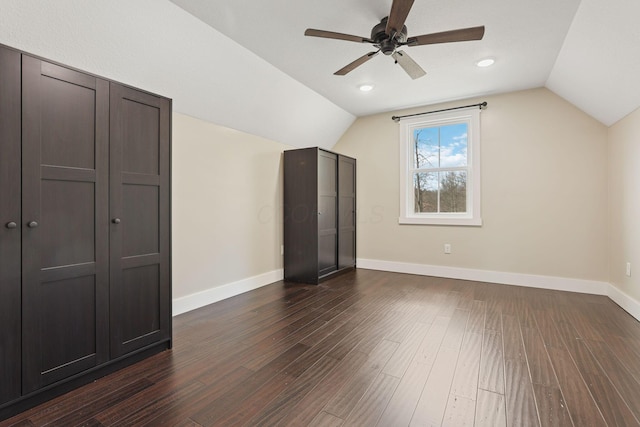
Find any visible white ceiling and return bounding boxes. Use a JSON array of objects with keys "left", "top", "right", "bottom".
[
  {"left": 170, "top": 0, "right": 640, "bottom": 126},
  {"left": 1, "top": 0, "right": 638, "bottom": 151},
  {"left": 0, "top": 0, "right": 356, "bottom": 150}
]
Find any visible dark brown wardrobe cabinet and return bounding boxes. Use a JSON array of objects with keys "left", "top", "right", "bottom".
[
  {"left": 0, "top": 43, "right": 171, "bottom": 419},
  {"left": 284, "top": 147, "right": 356, "bottom": 284}
]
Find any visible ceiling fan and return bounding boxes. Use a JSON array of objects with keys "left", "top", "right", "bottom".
[{"left": 304, "top": 0, "right": 485, "bottom": 79}]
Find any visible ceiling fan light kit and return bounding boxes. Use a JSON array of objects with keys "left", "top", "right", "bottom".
[{"left": 304, "top": 0, "right": 485, "bottom": 80}]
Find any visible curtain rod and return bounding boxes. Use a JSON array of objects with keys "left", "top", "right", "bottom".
[{"left": 391, "top": 101, "right": 487, "bottom": 122}]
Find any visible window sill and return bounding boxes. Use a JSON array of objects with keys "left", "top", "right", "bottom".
[{"left": 398, "top": 216, "right": 482, "bottom": 226}]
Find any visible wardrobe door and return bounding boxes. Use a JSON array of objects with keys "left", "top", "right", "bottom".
[
  {"left": 338, "top": 156, "right": 356, "bottom": 269},
  {"left": 21, "top": 56, "right": 110, "bottom": 393},
  {"left": 318, "top": 150, "right": 338, "bottom": 277},
  {"left": 110, "top": 83, "right": 171, "bottom": 358},
  {"left": 0, "top": 46, "right": 22, "bottom": 405},
  {"left": 284, "top": 148, "right": 318, "bottom": 283}
]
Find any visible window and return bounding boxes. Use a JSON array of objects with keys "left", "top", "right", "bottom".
[{"left": 399, "top": 109, "right": 481, "bottom": 226}]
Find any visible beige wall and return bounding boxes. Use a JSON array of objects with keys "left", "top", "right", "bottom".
[
  {"left": 608, "top": 107, "right": 640, "bottom": 301},
  {"left": 333, "top": 88, "right": 609, "bottom": 282},
  {"left": 172, "top": 112, "right": 289, "bottom": 299}
]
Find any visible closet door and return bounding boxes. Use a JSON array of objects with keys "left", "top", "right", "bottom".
[
  {"left": 338, "top": 156, "right": 356, "bottom": 269},
  {"left": 110, "top": 83, "right": 171, "bottom": 357},
  {"left": 21, "top": 56, "right": 110, "bottom": 392},
  {"left": 318, "top": 150, "right": 338, "bottom": 277},
  {"left": 0, "top": 46, "right": 21, "bottom": 404}
]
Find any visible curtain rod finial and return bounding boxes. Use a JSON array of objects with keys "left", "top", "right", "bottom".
[{"left": 392, "top": 116, "right": 400, "bottom": 122}]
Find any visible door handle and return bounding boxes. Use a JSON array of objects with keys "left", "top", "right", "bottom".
[
  {"left": 112, "top": 218, "right": 121, "bottom": 224},
  {"left": 5, "top": 221, "right": 17, "bottom": 229},
  {"left": 27, "top": 221, "right": 38, "bottom": 228}
]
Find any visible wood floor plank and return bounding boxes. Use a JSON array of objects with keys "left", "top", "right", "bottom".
[
  {"left": 605, "top": 335, "right": 640, "bottom": 382},
  {"left": 33, "top": 378, "right": 153, "bottom": 427},
  {"left": 410, "top": 346, "right": 460, "bottom": 426},
  {"left": 466, "top": 299, "right": 487, "bottom": 334},
  {"left": 502, "top": 314, "right": 525, "bottom": 363},
  {"left": 503, "top": 359, "right": 539, "bottom": 427},
  {"left": 552, "top": 319, "right": 640, "bottom": 425},
  {"left": 382, "top": 322, "right": 430, "bottom": 378},
  {"left": 280, "top": 350, "right": 369, "bottom": 426},
  {"left": 190, "top": 343, "right": 310, "bottom": 425},
  {"left": 323, "top": 339, "right": 399, "bottom": 419},
  {"left": 475, "top": 389, "right": 507, "bottom": 427},
  {"left": 479, "top": 329, "right": 505, "bottom": 394},
  {"left": 247, "top": 355, "right": 340, "bottom": 426},
  {"left": 376, "top": 316, "right": 451, "bottom": 426},
  {"left": 532, "top": 309, "right": 566, "bottom": 350},
  {"left": 521, "top": 326, "right": 558, "bottom": 387},
  {"left": 441, "top": 308, "right": 471, "bottom": 350},
  {"left": 95, "top": 379, "right": 204, "bottom": 426},
  {"left": 206, "top": 371, "right": 295, "bottom": 426},
  {"left": 6, "top": 270, "right": 640, "bottom": 427},
  {"left": 586, "top": 339, "right": 640, "bottom": 421},
  {"left": 442, "top": 394, "right": 476, "bottom": 427},
  {"left": 449, "top": 331, "right": 482, "bottom": 400},
  {"left": 138, "top": 367, "right": 254, "bottom": 427},
  {"left": 546, "top": 347, "right": 606, "bottom": 426},
  {"left": 532, "top": 384, "right": 572, "bottom": 427},
  {"left": 309, "top": 411, "right": 345, "bottom": 427},
  {"left": 581, "top": 372, "right": 640, "bottom": 426},
  {"left": 342, "top": 373, "right": 400, "bottom": 426}
]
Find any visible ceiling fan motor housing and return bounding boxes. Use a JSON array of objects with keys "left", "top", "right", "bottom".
[{"left": 372, "top": 17, "right": 407, "bottom": 55}]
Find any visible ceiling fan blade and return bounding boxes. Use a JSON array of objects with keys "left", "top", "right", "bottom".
[
  {"left": 407, "top": 26, "right": 485, "bottom": 46},
  {"left": 305, "top": 29, "right": 373, "bottom": 43},
  {"left": 334, "top": 51, "right": 379, "bottom": 76},
  {"left": 392, "top": 51, "right": 426, "bottom": 79},
  {"left": 386, "top": 0, "right": 415, "bottom": 36}
]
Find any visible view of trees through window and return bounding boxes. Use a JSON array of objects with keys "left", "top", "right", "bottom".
[{"left": 412, "top": 123, "right": 468, "bottom": 213}]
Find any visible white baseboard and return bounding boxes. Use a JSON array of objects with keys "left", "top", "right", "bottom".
[
  {"left": 607, "top": 285, "right": 640, "bottom": 322},
  {"left": 171, "top": 260, "right": 640, "bottom": 324},
  {"left": 172, "top": 269, "right": 284, "bottom": 316},
  {"left": 357, "top": 258, "right": 609, "bottom": 294},
  {"left": 357, "top": 258, "right": 640, "bottom": 323}
]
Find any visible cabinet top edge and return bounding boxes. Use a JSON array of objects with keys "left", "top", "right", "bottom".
[
  {"left": 0, "top": 42, "right": 172, "bottom": 102},
  {"left": 284, "top": 147, "right": 356, "bottom": 161}
]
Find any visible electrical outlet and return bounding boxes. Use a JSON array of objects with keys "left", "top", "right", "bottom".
[
  {"left": 444, "top": 244, "right": 451, "bottom": 254},
  {"left": 626, "top": 262, "right": 631, "bottom": 277}
]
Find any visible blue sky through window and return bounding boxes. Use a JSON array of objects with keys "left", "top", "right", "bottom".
[{"left": 413, "top": 123, "right": 468, "bottom": 169}]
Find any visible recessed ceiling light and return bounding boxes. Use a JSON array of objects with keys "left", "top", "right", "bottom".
[
  {"left": 476, "top": 58, "right": 495, "bottom": 68},
  {"left": 358, "top": 84, "right": 374, "bottom": 92}
]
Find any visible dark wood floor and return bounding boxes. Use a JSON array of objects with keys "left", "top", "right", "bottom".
[{"left": 4, "top": 269, "right": 640, "bottom": 426}]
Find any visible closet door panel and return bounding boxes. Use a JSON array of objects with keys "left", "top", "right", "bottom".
[
  {"left": 317, "top": 151, "right": 337, "bottom": 276},
  {"left": 122, "top": 264, "right": 161, "bottom": 343},
  {"left": 40, "top": 74, "right": 96, "bottom": 168},
  {"left": 110, "top": 83, "right": 171, "bottom": 358},
  {"left": 283, "top": 148, "right": 319, "bottom": 283},
  {"left": 39, "top": 275, "right": 97, "bottom": 384},
  {"left": 121, "top": 99, "right": 160, "bottom": 174},
  {"left": 122, "top": 184, "right": 160, "bottom": 256},
  {"left": 21, "top": 56, "right": 109, "bottom": 393},
  {"left": 40, "top": 180, "right": 95, "bottom": 267},
  {"left": 338, "top": 156, "right": 356, "bottom": 269},
  {"left": 0, "top": 46, "right": 21, "bottom": 405}
]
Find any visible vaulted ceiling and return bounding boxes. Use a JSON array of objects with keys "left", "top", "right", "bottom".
[
  {"left": 1, "top": 0, "right": 639, "bottom": 149},
  {"left": 169, "top": 0, "right": 639, "bottom": 126}
]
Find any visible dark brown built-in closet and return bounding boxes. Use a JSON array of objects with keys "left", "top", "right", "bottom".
[{"left": 0, "top": 43, "right": 171, "bottom": 419}]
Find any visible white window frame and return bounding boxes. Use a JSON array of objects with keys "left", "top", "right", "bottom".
[{"left": 399, "top": 108, "right": 482, "bottom": 226}]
